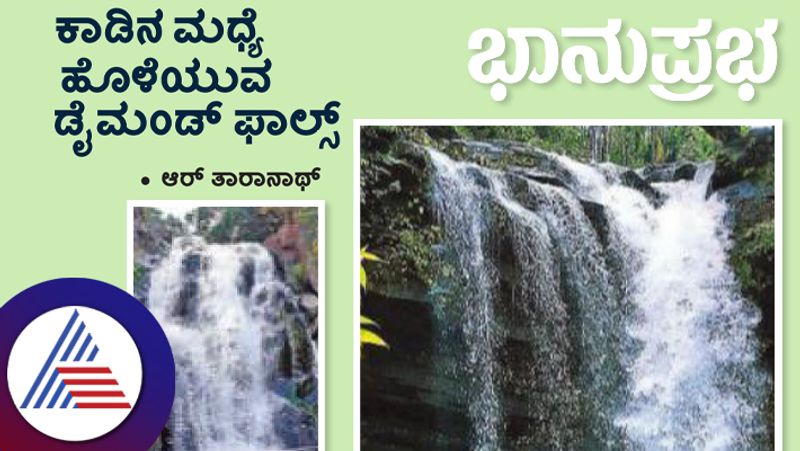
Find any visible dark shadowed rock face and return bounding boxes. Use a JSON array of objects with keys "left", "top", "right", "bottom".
[
  {"left": 361, "top": 291, "right": 467, "bottom": 450},
  {"left": 674, "top": 163, "right": 698, "bottom": 181}
]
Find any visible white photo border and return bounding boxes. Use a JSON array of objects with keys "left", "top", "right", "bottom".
[
  {"left": 353, "top": 119, "right": 783, "bottom": 451},
  {"left": 126, "top": 199, "right": 326, "bottom": 451}
]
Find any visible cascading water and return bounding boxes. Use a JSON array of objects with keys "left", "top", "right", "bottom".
[
  {"left": 611, "top": 165, "right": 769, "bottom": 450},
  {"left": 147, "top": 236, "right": 317, "bottom": 451},
  {"left": 426, "top": 145, "right": 770, "bottom": 450},
  {"left": 430, "top": 151, "right": 502, "bottom": 450}
]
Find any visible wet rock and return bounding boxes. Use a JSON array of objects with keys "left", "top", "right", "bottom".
[
  {"left": 639, "top": 161, "right": 697, "bottom": 183},
  {"left": 674, "top": 162, "right": 698, "bottom": 181},
  {"left": 237, "top": 259, "right": 256, "bottom": 296},
  {"left": 273, "top": 403, "right": 317, "bottom": 450},
  {"left": 488, "top": 200, "right": 518, "bottom": 279},
  {"left": 276, "top": 330, "right": 293, "bottom": 378},
  {"left": 596, "top": 162, "right": 626, "bottom": 182},
  {"left": 509, "top": 167, "right": 571, "bottom": 190},
  {"left": 174, "top": 251, "right": 202, "bottom": 321},
  {"left": 716, "top": 180, "right": 775, "bottom": 369},
  {"left": 265, "top": 219, "right": 306, "bottom": 265},
  {"left": 149, "top": 427, "right": 173, "bottom": 451},
  {"left": 299, "top": 293, "right": 318, "bottom": 322},
  {"left": 455, "top": 139, "right": 506, "bottom": 157},
  {"left": 716, "top": 181, "right": 771, "bottom": 227},
  {"left": 287, "top": 317, "right": 315, "bottom": 375},
  {"left": 297, "top": 376, "right": 317, "bottom": 400},
  {"left": 465, "top": 166, "right": 491, "bottom": 188},
  {"left": 581, "top": 200, "right": 610, "bottom": 248},
  {"left": 619, "top": 170, "right": 665, "bottom": 207}
]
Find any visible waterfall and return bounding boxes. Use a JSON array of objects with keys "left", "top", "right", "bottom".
[
  {"left": 430, "top": 151, "right": 502, "bottom": 450},
  {"left": 612, "top": 164, "right": 769, "bottom": 450},
  {"left": 147, "top": 236, "right": 317, "bottom": 451},
  {"left": 426, "top": 146, "right": 770, "bottom": 450}
]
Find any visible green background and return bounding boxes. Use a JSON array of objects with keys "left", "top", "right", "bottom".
[{"left": 0, "top": 1, "right": 794, "bottom": 449}]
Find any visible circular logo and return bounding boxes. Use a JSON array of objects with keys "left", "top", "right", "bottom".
[
  {"left": 0, "top": 278, "right": 175, "bottom": 451},
  {"left": 7, "top": 307, "right": 143, "bottom": 441}
]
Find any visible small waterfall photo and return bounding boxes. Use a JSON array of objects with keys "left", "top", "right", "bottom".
[
  {"left": 359, "top": 124, "right": 778, "bottom": 450},
  {"left": 129, "top": 201, "right": 323, "bottom": 451}
]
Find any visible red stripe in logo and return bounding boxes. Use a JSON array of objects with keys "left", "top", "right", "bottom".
[
  {"left": 69, "top": 391, "right": 126, "bottom": 397},
  {"left": 63, "top": 379, "right": 119, "bottom": 386},
  {"left": 56, "top": 367, "right": 112, "bottom": 374},
  {"left": 75, "top": 402, "right": 132, "bottom": 409}
]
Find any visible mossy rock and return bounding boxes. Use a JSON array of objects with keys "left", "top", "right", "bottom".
[
  {"left": 360, "top": 129, "right": 442, "bottom": 295},
  {"left": 710, "top": 127, "right": 775, "bottom": 370}
]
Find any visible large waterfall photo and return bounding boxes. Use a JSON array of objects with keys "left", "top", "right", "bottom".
[
  {"left": 359, "top": 125, "right": 777, "bottom": 450},
  {"left": 131, "top": 203, "right": 322, "bottom": 451}
]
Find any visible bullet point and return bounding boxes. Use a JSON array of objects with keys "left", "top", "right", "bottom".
[{"left": 141, "top": 176, "right": 150, "bottom": 186}]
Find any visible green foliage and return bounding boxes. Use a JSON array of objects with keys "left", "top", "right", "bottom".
[
  {"left": 396, "top": 228, "right": 443, "bottom": 287},
  {"left": 731, "top": 220, "right": 774, "bottom": 294},
  {"left": 455, "top": 126, "right": 539, "bottom": 144},
  {"left": 742, "top": 160, "right": 775, "bottom": 187},
  {"left": 364, "top": 223, "right": 444, "bottom": 291},
  {"left": 654, "top": 135, "right": 665, "bottom": 163},
  {"left": 441, "top": 125, "right": 722, "bottom": 165},
  {"left": 529, "top": 126, "right": 588, "bottom": 158},
  {"left": 134, "top": 263, "right": 146, "bottom": 284},
  {"left": 603, "top": 126, "right": 720, "bottom": 166},
  {"left": 360, "top": 132, "right": 441, "bottom": 291},
  {"left": 206, "top": 208, "right": 265, "bottom": 242},
  {"left": 289, "top": 262, "right": 308, "bottom": 289},
  {"left": 361, "top": 327, "right": 388, "bottom": 349},
  {"left": 740, "top": 125, "right": 751, "bottom": 137},
  {"left": 207, "top": 208, "right": 242, "bottom": 241}
]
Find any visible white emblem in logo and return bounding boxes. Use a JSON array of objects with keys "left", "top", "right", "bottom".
[{"left": 6, "top": 306, "right": 143, "bottom": 441}]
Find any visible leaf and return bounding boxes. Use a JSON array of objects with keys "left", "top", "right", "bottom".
[
  {"left": 360, "top": 265, "right": 367, "bottom": 289},
  {"left": 359, "top": 244, "right": 388, "bottom": 354},
  {"left": 360, "top": 246, "right": 382, "bottom": 262},
  {"left": 360, "top": 315, "right": 380, "bottom": 327},
  {"left": 361, "top": 329, "right": 389, "bottom": 348}
]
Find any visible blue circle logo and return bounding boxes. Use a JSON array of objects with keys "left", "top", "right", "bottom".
[{"left": 0, "top": 278, "right": 175, "bottom": 451}]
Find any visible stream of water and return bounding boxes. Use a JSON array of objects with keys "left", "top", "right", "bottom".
[
  {"left": 147, "top": 237, "right": 316, "bottom": 451},
  {"left": 428, "top": 147, "right": 770, "bottom": 450}
]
